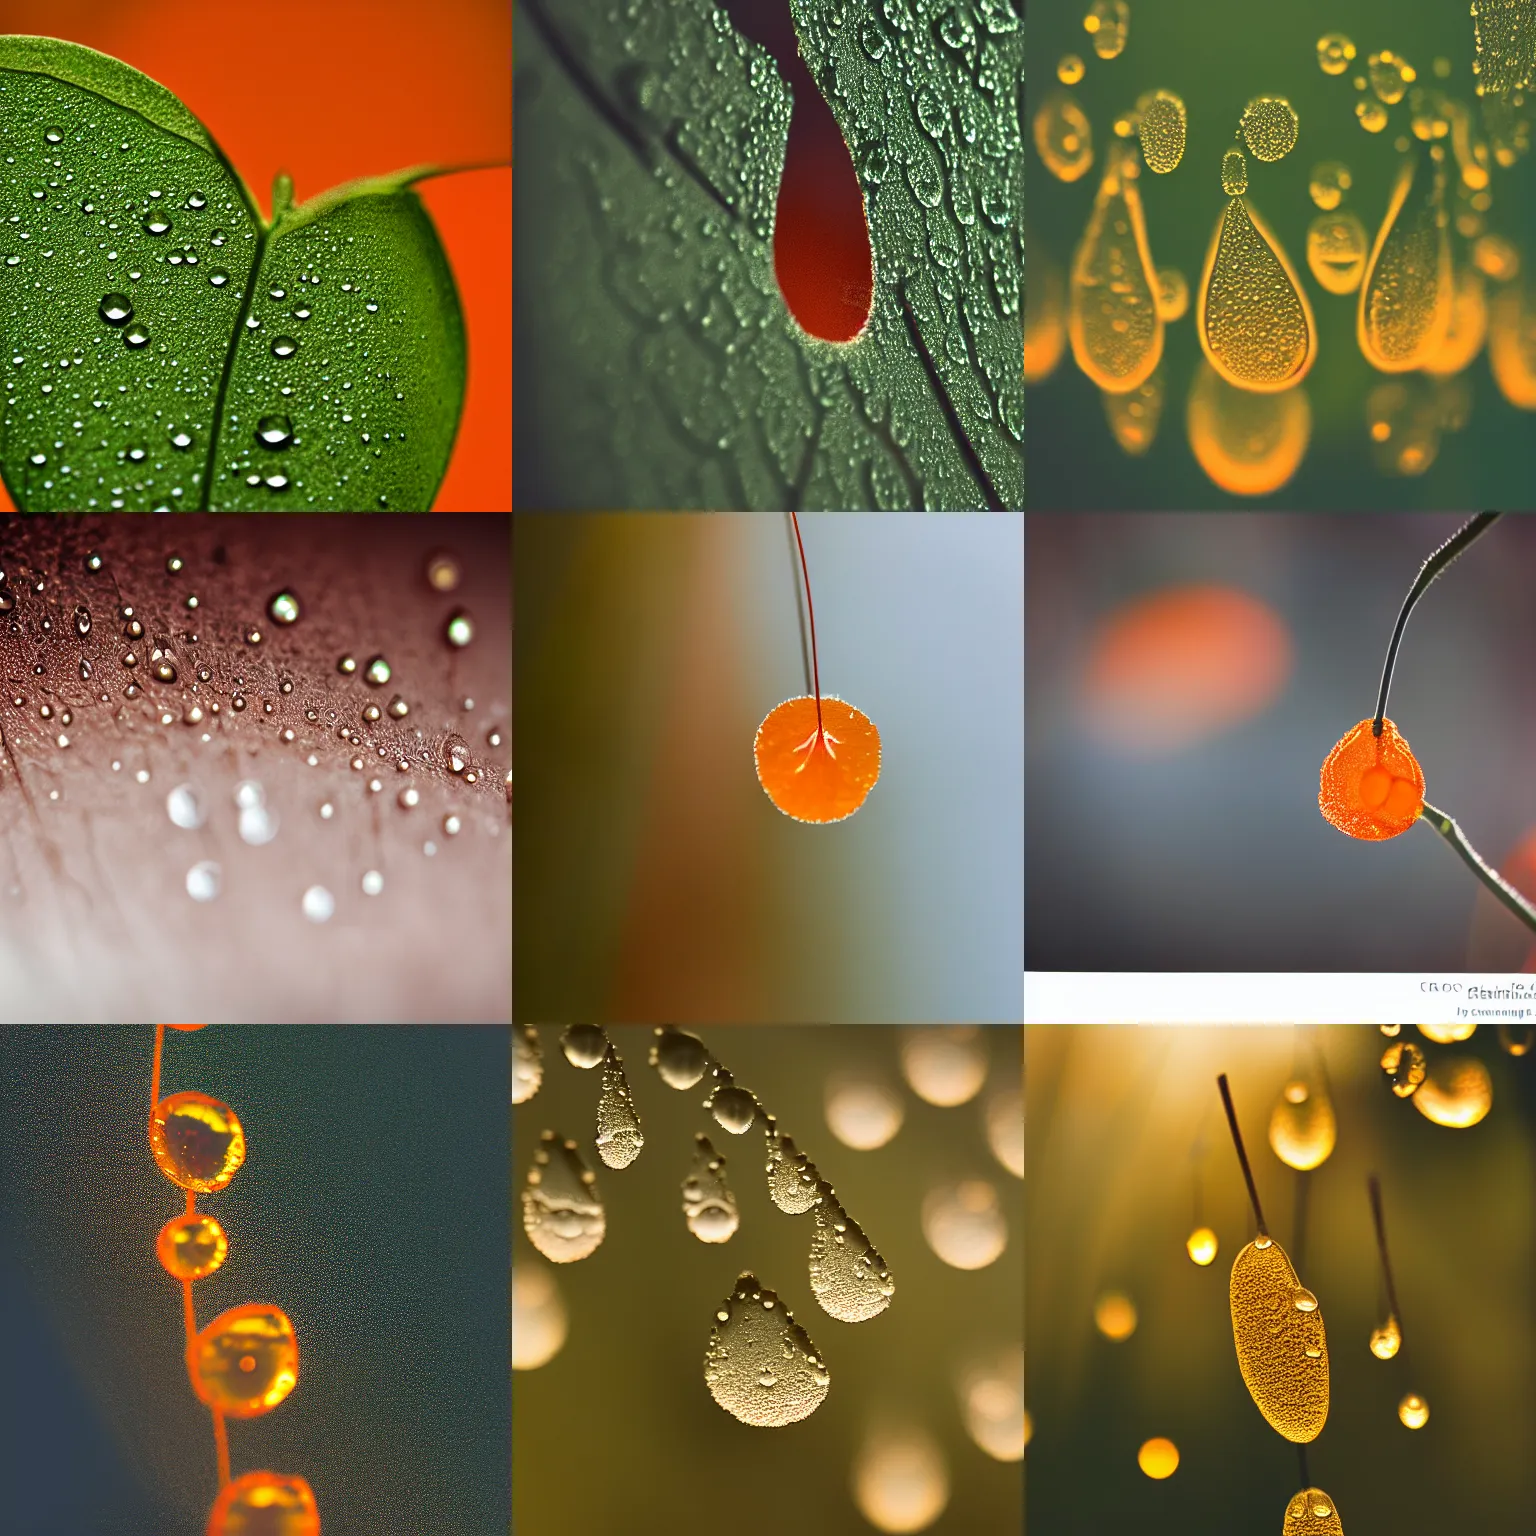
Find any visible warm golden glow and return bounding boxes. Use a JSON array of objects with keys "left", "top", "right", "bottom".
[
  {"left": 1412, "top": 1058, "right": 1493, "bottom": 1128},
  {"left": 958, "top": 1347, "right": 1025, "bottom": 1462},
  {"left": 1094, "top": 1291, "right": 1137, "bottom": 1341},
  {"left": 825, "top": 1076, "right": 904, "bottom": 1150},
  {"left": 187, "top": 1304, "right": 298, "bottom": 1418},
  {"left": 206, "top": 1471, "right": 320, "bottom": 1536},
  {"left": 985, "top": 1088, "right": 1025, "bottom": 1178},
  {"left": 148, "top": 1091, "right": 246, "bottom": 1194},
  {"left": 1416, "top": 1022, "right": 1477, "bottom": 1042},
  {"left": 512, "top": 1262, "right": 569, "bottom": 1371},
  {"left": 1380, "top": 1042, "right": 1426, "bottom": 1098},
  {"left": 1268, "top": 1077, "right": 1337, "bottom": 1170},
  {"left": 1186, "top": 1226, "right": 1219, "bottom": 1266},
  {"left": 1369, "top": 1314, "right": 1402, "bottom": 1359},
  {"left": 155, "top": 1212, "right": 229, "bottom": 1282},
  {"left": 852, "top": 1426, "right": 950, "bottom": 1533},
  {"left": 900, "top": 1028, "right": 988, "bottom": 1107},
  {"left": 1229, "top": 1238, "right": 1329, "bottom": 1442},
  {"left": 923, "top": 1181, "right": 1008, "bottom": 1270},
  {"left": 1137, "top": 1436, "right": 1179, "bottom": 1478},
  {"left": 1398, "top": 1391, "right": 1430, "bottom": 1429},
  {"left": 1186, "top": 362, "right": 1311, "bottom": 496}
]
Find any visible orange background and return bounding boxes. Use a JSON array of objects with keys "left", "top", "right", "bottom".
[{"left": 0, "top": 0, "right": 509, "bottom": 511}]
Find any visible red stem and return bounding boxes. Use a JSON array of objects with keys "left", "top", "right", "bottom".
[{"left": 789, "top": 513, "right": 823, "bottom": 738}]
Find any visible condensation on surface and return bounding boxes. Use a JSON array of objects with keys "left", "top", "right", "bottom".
[
  {"left": 683, "top": 1133, "right": 739, "bottom": 1243},
  {"left": 1136, "top": 90, "right": 1186, "bottom": 174},
  {"left": 595, "top": 1041, "right": 644, "bottom": 1169},
  {"left": 704, "top": 1273, "right": 829, "bottom": 1427},
  {"left": 809, "top": 1179, "right": 894, "bottom": 1321},
  {"left": 1358, "top": 152, "right": 1454, "bottom": 372},
  {"left": 513, "top": 1024, "right": 543, "bottom": 1105},
  {"left": 1229, "top": 1237, "right": 1329, "bottom": 1443},
  {"left": 521, "top": 1131, "right": 605, "bottom": 1263}
]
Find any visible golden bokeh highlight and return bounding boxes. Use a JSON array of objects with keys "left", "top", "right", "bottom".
[
  {"left": 1412, "top": 1057, "right": 1493, "bottom": 1127},
  {"left": 1268, "top": 1076, "right": 1337, "bottom": 1171},
  {"left": 1137, "top": 1436, "right": 1179, "bottom": 1478},
  {"left": 1094, "top": 1291, "right": 1137, "bottom": 1341},
  {"left": 851, "top": 1425, "right": 950, "bottom": 1534},
  {"left": 1186, "top": 1226, "right": 1219, "bottom": 1266},
  {"left": 1186, "top": 362, "right": 1311, "bottom": 496}
]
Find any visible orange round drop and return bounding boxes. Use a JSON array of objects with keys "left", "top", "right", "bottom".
[
  {"left": 754, "top": 695, "right": 881, "bottom": 824},
  {"left": 166, "top": 1023, "right": 208, "bottom": 1031},
  {"left": 187, "top": 1303, "right": 299, "bottom": 1418},
  {"left": 149, "top": 1091, "right": 246, "bottom": 1193},
  {"left": 1319, "top": 717, "right": 1425, "bottom": 839},
  {"left": 156, "top": 1211, "right": 230, "bottom": 1281},
  {"left": 206, "top": 1470, "right": 320, "bottom": 1536}
]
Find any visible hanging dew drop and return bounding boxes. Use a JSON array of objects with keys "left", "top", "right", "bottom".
[
  {"left": 650, "top": 1027, "right": 709, "bottom": 1089},
  {"left": 124, "top": 324, "right": 150, "bottom": 348},
  {"left": 522, "top": 1131, "right": 605, "bottom": 1262},
  {"left": 809, "top": 1182, "right": 894, "bottom": 1321},
  {"left": 271, "top": 336, "right": 297, "bottom": 358},
  {"left": 142, "top": 215, "right": 171, "bottom": 236},
  {"left": 595, "top": 1042, "right": 645, "bottom": 1169},
  {"left": 208, "top": 268, "right": 229, "bottom": 287},
  {"left": 257, "top": 414, "right": 293, "bottom": 448},
  {"left": 705, "top": 1274, "right": 829, "bottom": 1426},
  {"left": 170, "top": 430, "right": 192, "bottom": 451},
  {"left": 683, "top": 1134, "right": 739, "bottom": 1242},
  {"left": 712, "top": 1085, "right": 758, "bottom": 1134},
  {"left": 561, "top": 1025, "right": 607, "bottom": 1069},
  {"left": 98, "top": 293, "right": 133, "bottom": 326}
]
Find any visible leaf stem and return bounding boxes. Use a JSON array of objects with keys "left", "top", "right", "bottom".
[
  {"left": 1216, "top": 1073, "right": 1267, "bottom": 1239},
  {"left": 1297, "top": 1443, "right": 1309, "bottom": 1491},
  {"left": 1419, "top": 800, "right": 1536, "bottom": 935},
  {"left": 789, "top": 513, "right": 822, "bottom": 739},
  {"left": 1367, "top": 1174, "right": 1405, "bottom": 1336},
  {"left": 1373, "top": 512, "right": 1501, "bottom": 737}
]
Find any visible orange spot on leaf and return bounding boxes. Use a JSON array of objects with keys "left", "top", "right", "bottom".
[
  {"left": 755, "top": 695, "right": 880, "bottom": 824},
  {"left": 1318, "top": 717, "right": 1424, "bottom": 840}
]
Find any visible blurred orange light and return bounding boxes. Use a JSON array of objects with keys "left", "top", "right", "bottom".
[{"left": 1137, "top": 1436, "right": 1179, "bottom": 1478}]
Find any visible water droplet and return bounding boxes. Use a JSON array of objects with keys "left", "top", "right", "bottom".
[
  {"left": 188, "top": 1303, "right": 297, "bottom": 1416},
  {"left": 397, "top": 786, "right": 419, "bottom": 809},
  {"left": 1186, "top": 1226, "right": 1219, "bottom": 1266},
  {"left": 1069, "top": 141, "right": 1161, "bottom": 391},
  {"left": 649, "top": 1027, "right": 709, "bottom": 1089},
  {"left": 1398, "top": 1391, "right": 1429, "bottom": 1429},
  {"left": 208, "top": 268, "right": 229, "bottom": 287},
  {"left": 270, "top": 335, "right": 297, "bottom": 358},
  {"left": 142, "top": 215, "right": 171, "bottom": 236},
  {"left": 44, "top": 127, "right": 62, "bottom": 144},
  {"left": 1358, "top": 153, "right": 1454, "bottom": 371},
  {"left": 268, "top": 285, "right": 286, "bottom": 300},
  {"left": 1368, "top": 49, "right": 1416, "bottom": 105},
  {"left": 711, "top": 1084, "right": 758, "bottom": 1135},
  {"left": 264, "top": 473, "right": 289, "bottom": 491},
  {"left": 166, "top": 554, "right": 184, "bottom": 573},
  {"left": 170, "top": 429, "right": 193, "bottom": 451},
  {"left": 706, "top": 1275, "right": 828, "bottom": 1426},
  {"left": 186, "top": 860, "right": 221, "bottom": 901},
  {"left": 1269, "top": 1076, "right": 1337, "bottom": 1169},
  {"left": 27, "top": 452, "right": 45, "bottom": 467},
  {"left": 1137, "top": 90, "right": 1187, "bottom": 174},
  {"left": 361, "top": 869, "right": 384, "bottom": 896},
  {"left": 425, "top": 551, "right": 460, "bottom": 591},
  {"left": 387, "top": 694, "right": 409, "bottom": 719},
  {"left": 1230, "top": 1237, "right": 1329, "bottom": 1441},
  {"left": 209, "top": 228, "right": 227, "bottom": 247},
  {"left": 1317, "top": 32, "right": 1356, "bottom": 76},
  {"left": 442, "top": 813, "right": 461, "bottom": 837},
  {"left": 1309, "top": 161, "right": 1353, "bottom": 212},
  {"left": 268, "top": 591, "right": 300, "bottom": 625},
  {"left": 1356, "top": 100, "right": 1389, "bottom": 135},
  {"left": 84, "top": 552, "right": 103, "bottom": 573},
  {"left": 1198, "top": 195, "right": 1316, "bottom": 389},
  {"left": 1221, "top": 148, "right": 1249, "bottom": 197},
  {"left": 683, "top": 1134, "right": 739, "bottom": 1242},
  {"left": 1241, "top": 97, "right": 1300, "bottom": 162},
  {"left": 523, "top": 1131, "right": 605, "bottom": 1262},
  {"left": 810, "top": 1183, "right": 893, "bottom": 1320},
  {"left": 363, "top": 655, "right": 390, "bottom": 686},
  {"left": 124, "top": 323, "right": 150, "bottom": 348},
  {"left": 1412, "top": 1056, "right": 1493, "bottom": 1126},
  {"left": 444, "top": 609, "right": 474, "bottom": 647},
  {"left": 301, "top": 884, "right": 334, "bottom": 923},
  {"left": 151, "top": 655, "right": 177, "bottom": 683},
  {"left": 238, "top": 793, "right": 278, "bottom": 845},
  {"left": 99, "top": 292, "right": 133, "bottom": 326},
  {"left": 1380, "top": 1040, "right": 1427, "bottom": 1097},
  {"left": 561, "top": 1025, "right": 607, "bottom": 1069},
  {"left": 1370, "top": 1314, "right": 1402, "bottom": 1359},
  {"left": 293, "top": 305, "right": 311, "bottom": 321},
  {"left": 595, "top": 1043, "right": 645, "bottom": 1169}
]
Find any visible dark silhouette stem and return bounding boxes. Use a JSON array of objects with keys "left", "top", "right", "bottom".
[
  {"left": 1217, "top": 1074, "right": 1267, "bottom": 1238},
  {"left": 1297, "top": 1443, "right": 1310, "bottom": 1490},
  {"left": 1373, "top": 512, "right": 1500, "bottom": 736},
  {"left": 1367, "top": 1174, "right": 1405, "bottom": 1334},
  {"left": 789, "top": 513, "right": 823, "bottom": 738},
  {"left": 1420, "top": 800, "right": 1536, "bottom": 934}
]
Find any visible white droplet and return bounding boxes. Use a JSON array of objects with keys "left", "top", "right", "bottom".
[
  {"left": 522, "top": 1132, "right": 605, "bottom": 1262},
  {"left": 166, "top": 782, "right": 205, "bottom": 829},
  {"left": 301, "top": 884, "right": 335, "bottom": 923},
  {"left": 361, "top": 869, "right": 384, "bottom": 896},
  {"left": 922, "top": 1181, "right": 1008, "bottom": 1270},
  {"left": 900, "top": 1026, "right": 989, "bottom": 1106},
  {"left": 238, "top": 802, "right": 278, "bottom": 846},
  {"left": 186, "top": 860, "right": 221, "bottom": 901}
]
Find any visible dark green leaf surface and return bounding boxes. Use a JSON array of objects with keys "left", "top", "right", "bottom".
[
  {"left": 515, "top": 0, "right": 1022, "bottom": 510},
  {"left": 0, "top": 36, "right": 465, "bottom": 510}
]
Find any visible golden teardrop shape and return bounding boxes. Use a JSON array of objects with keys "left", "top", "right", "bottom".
[
  {"left": 1267, "top": 1076, "right": 1337, "bottom": 1170},
  {"left": 1069, "top": 140, "right": 1163, "bottom": 394},
  {"left": 1358, "top": 152, "right": 1454, "bottom": 372},
  {"left": 1284, "top": 1486, "right": 1345, "bottom": 1533},
  {"left": 1229, "top": 1237, "right": 1329, "bottom": 1442},
  {"left": 1186, "top": 360, "right": 1311, "bottom": 497},
  {"left": 1199, "top": 196, "right": 1317, "bottom": 391},
  {"left": 186, "top": 1303, "right": 299, "bottom": 1419}
]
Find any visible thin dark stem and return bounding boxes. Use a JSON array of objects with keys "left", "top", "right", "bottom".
[
  {"left": 789, "top": 513, "right": 823, "bottom": 737},
  {"left": 1420, "top": 800, "right": 1536, "bottom": 934},
  {"left": 1367, "top": 1174, "right": 1405, "bottom": 1333},
  {"left": 1373, "top": 512, "right": 1501, "bottom": 736},
  {"left": 1297, "top": 1443, "right": 1310, "bottom": 1490},
  {"left": 1216, "top": 1074, "right": 1267, "bottom": 1238}
]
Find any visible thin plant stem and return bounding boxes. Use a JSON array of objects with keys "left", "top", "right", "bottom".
[
  {"left": 1420, "top": 800, "right": 1536, "bottom": 935},
  {"left": 1367, "top": 1174, "right": 1405, "bottom": 1335},
  {"left": 1373, "top": 512, "right": 1501, "bottom": 737},
  {"left": 1297, "top": 1443, "right": 1310, "bottom": 1490},
  {"left": 150, "top": 1023, "right": 165, "bottom": 1109},
  {"left": 1216, "top": 1074, "right": 1268, "bottom": 1238},
  {"left": 789, "top": 513, "right": 823, "bottom": 738}
]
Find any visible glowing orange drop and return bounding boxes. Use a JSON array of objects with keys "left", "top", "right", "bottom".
[
  {"left": 755, "top": 695, "right": 880, "bottom": 824},
  {"left": 205, "top": 1470, "right": 320, "bottom": 1536},
  {"left": 187, "top": 1303, "right": 299, "bottom": 1418},
  {"left": 149, "top": 1091, "right": 247, "bottom": 1193},
  {"left": 157, "top": 1212, "right": 230, "bottom": 1281},
  {"left": 1319, "top": 717, "right": 1425, "bottom": 840}
]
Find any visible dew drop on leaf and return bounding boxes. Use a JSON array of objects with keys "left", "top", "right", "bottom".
[
  {"left": 649, "top": 1026, "right": 709, "bottom": 1089},
  {"left": 207, "top": 268, "right": 229, "bottom": 288},
  {"left": 256, "top": 414, "right": 293, "bottom": 449},
  {"left": 364, "top": 655, "right": 391, "bottom": 686},
  {"left": 513, "top": 1025, "right": 543, "bottom": 1105},
  {"left": 1268, "top": 1074, "right": 1336, "bottom": 1169},
  {"left": 142, "top": 215, "right": 170, "bottom": 236},
  {"left": 1229, "top": 1237, "right": 1329, "bottom": 1441},
  {"left": 523, "top": 1131, "right": 605, "bottom": 1263},
  {"left": 561, "top": 1025, "right": 607, "bottom": 1069},
  {"left": 809, "top": 1182, "right": 894, "bottom": 1320},
  {"left": 704, "top": 1274, "right": 829, "bottom": 1426},
  {"left": 98, "top": 293, "right": 133, "bottom": 326},
  {"left": 209, "top": 228, "right": 227, "bottom": 247},
  {"left": 124, "top": 323, "right": 150, "bottom": 348},
  {"left": 44, "top": 126, "right": 62, "bottom": 144},
  {"left": 683, "top": 1134, "right": 738, "bottom": 1242},
  {"left": 595, "top": 1042, "right": 644, "bottom": 1168},
  {"left": 170, "top": 429, "right": 193, "bottom": 451},
  {"left": 264, "top": 473, "right": 290, "bottom": 491},
  {"left": 271, "top": 335, "right": 298, "bottom": 359}
]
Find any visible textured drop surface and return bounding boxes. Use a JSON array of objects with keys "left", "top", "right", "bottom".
[
  {"left": 1229, "top": 1237, "right": 1329, "bottom": 1442},
  {"left": 1268, "top": 1076, "right": 1337, "bottom": 1170},
  {"left": 1284, "top": 1487, "right": 1346, "bottom": 1534},
  {"left": 809, "top": 1181, "right": 894, "bottom": 1321},
  {"left": 149, "top": 1091, "right": 246, "bottom": 1193},
  {"left": 1240, "top": 97, "right": 1300, "bottom": 162},
  {"left": 683, "top": 1133, "right": 739, "bottom": 1244},
  {"left": 1137, "top": 91, "right": 1187, "bottom": 174},
  {"left": 513, "top": 1024, "right": 543, "bottom": 1105},
  {"left": 522, "top": 1132, "right": 605, "bottom": 1262},
  {"left": 595, "top": 1042, "right": 644, "bottom": 1169},
  {"left": 1318, "top": 718, "right": 1424, "bottom": 840},
  {"left": 156, "top": 1211, "right": 229, "bottom": 1281},
  {"left": 764, "top": 1118, "right": 821, "bottom": 1214},
  {"left": 206, "top": 1470, "right": 320, "bottom": 1536},
  {"left": 1359, "top": 154, "right": 1453, "bottom": 372},
  {"left": 704, "top": 1273, "right": 830, "bottom": 1427},
  {"left": 1200, "top": 197, "right": 1314, "bottom": 389},
  {"left": 187, "top": 1303, "right": 299, "bottom": 1417}
]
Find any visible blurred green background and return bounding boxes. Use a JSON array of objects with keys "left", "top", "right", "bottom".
[
  {"left": 513, "top": 1024, "right": 1023, "bottom": 1535},
  {"left": 514, "top": 513, "right": 1023, "bottom": 1023},
  {"left": 0, "top": 1027, "right": 509, "bottom": 1536},
  {"left": 1026, "top": 0, "right": 1536, "bottom": 507},
  {"left": 1026, "top": 1025, "right": 1536, "bottom": 1532}
]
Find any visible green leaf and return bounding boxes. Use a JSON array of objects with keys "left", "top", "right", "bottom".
[
  {"left": 514, "top": 0, "right": 1022, "bottom": 510},
  {"left": 0, "top": 36, "right": 466, "bottom": 510}
]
